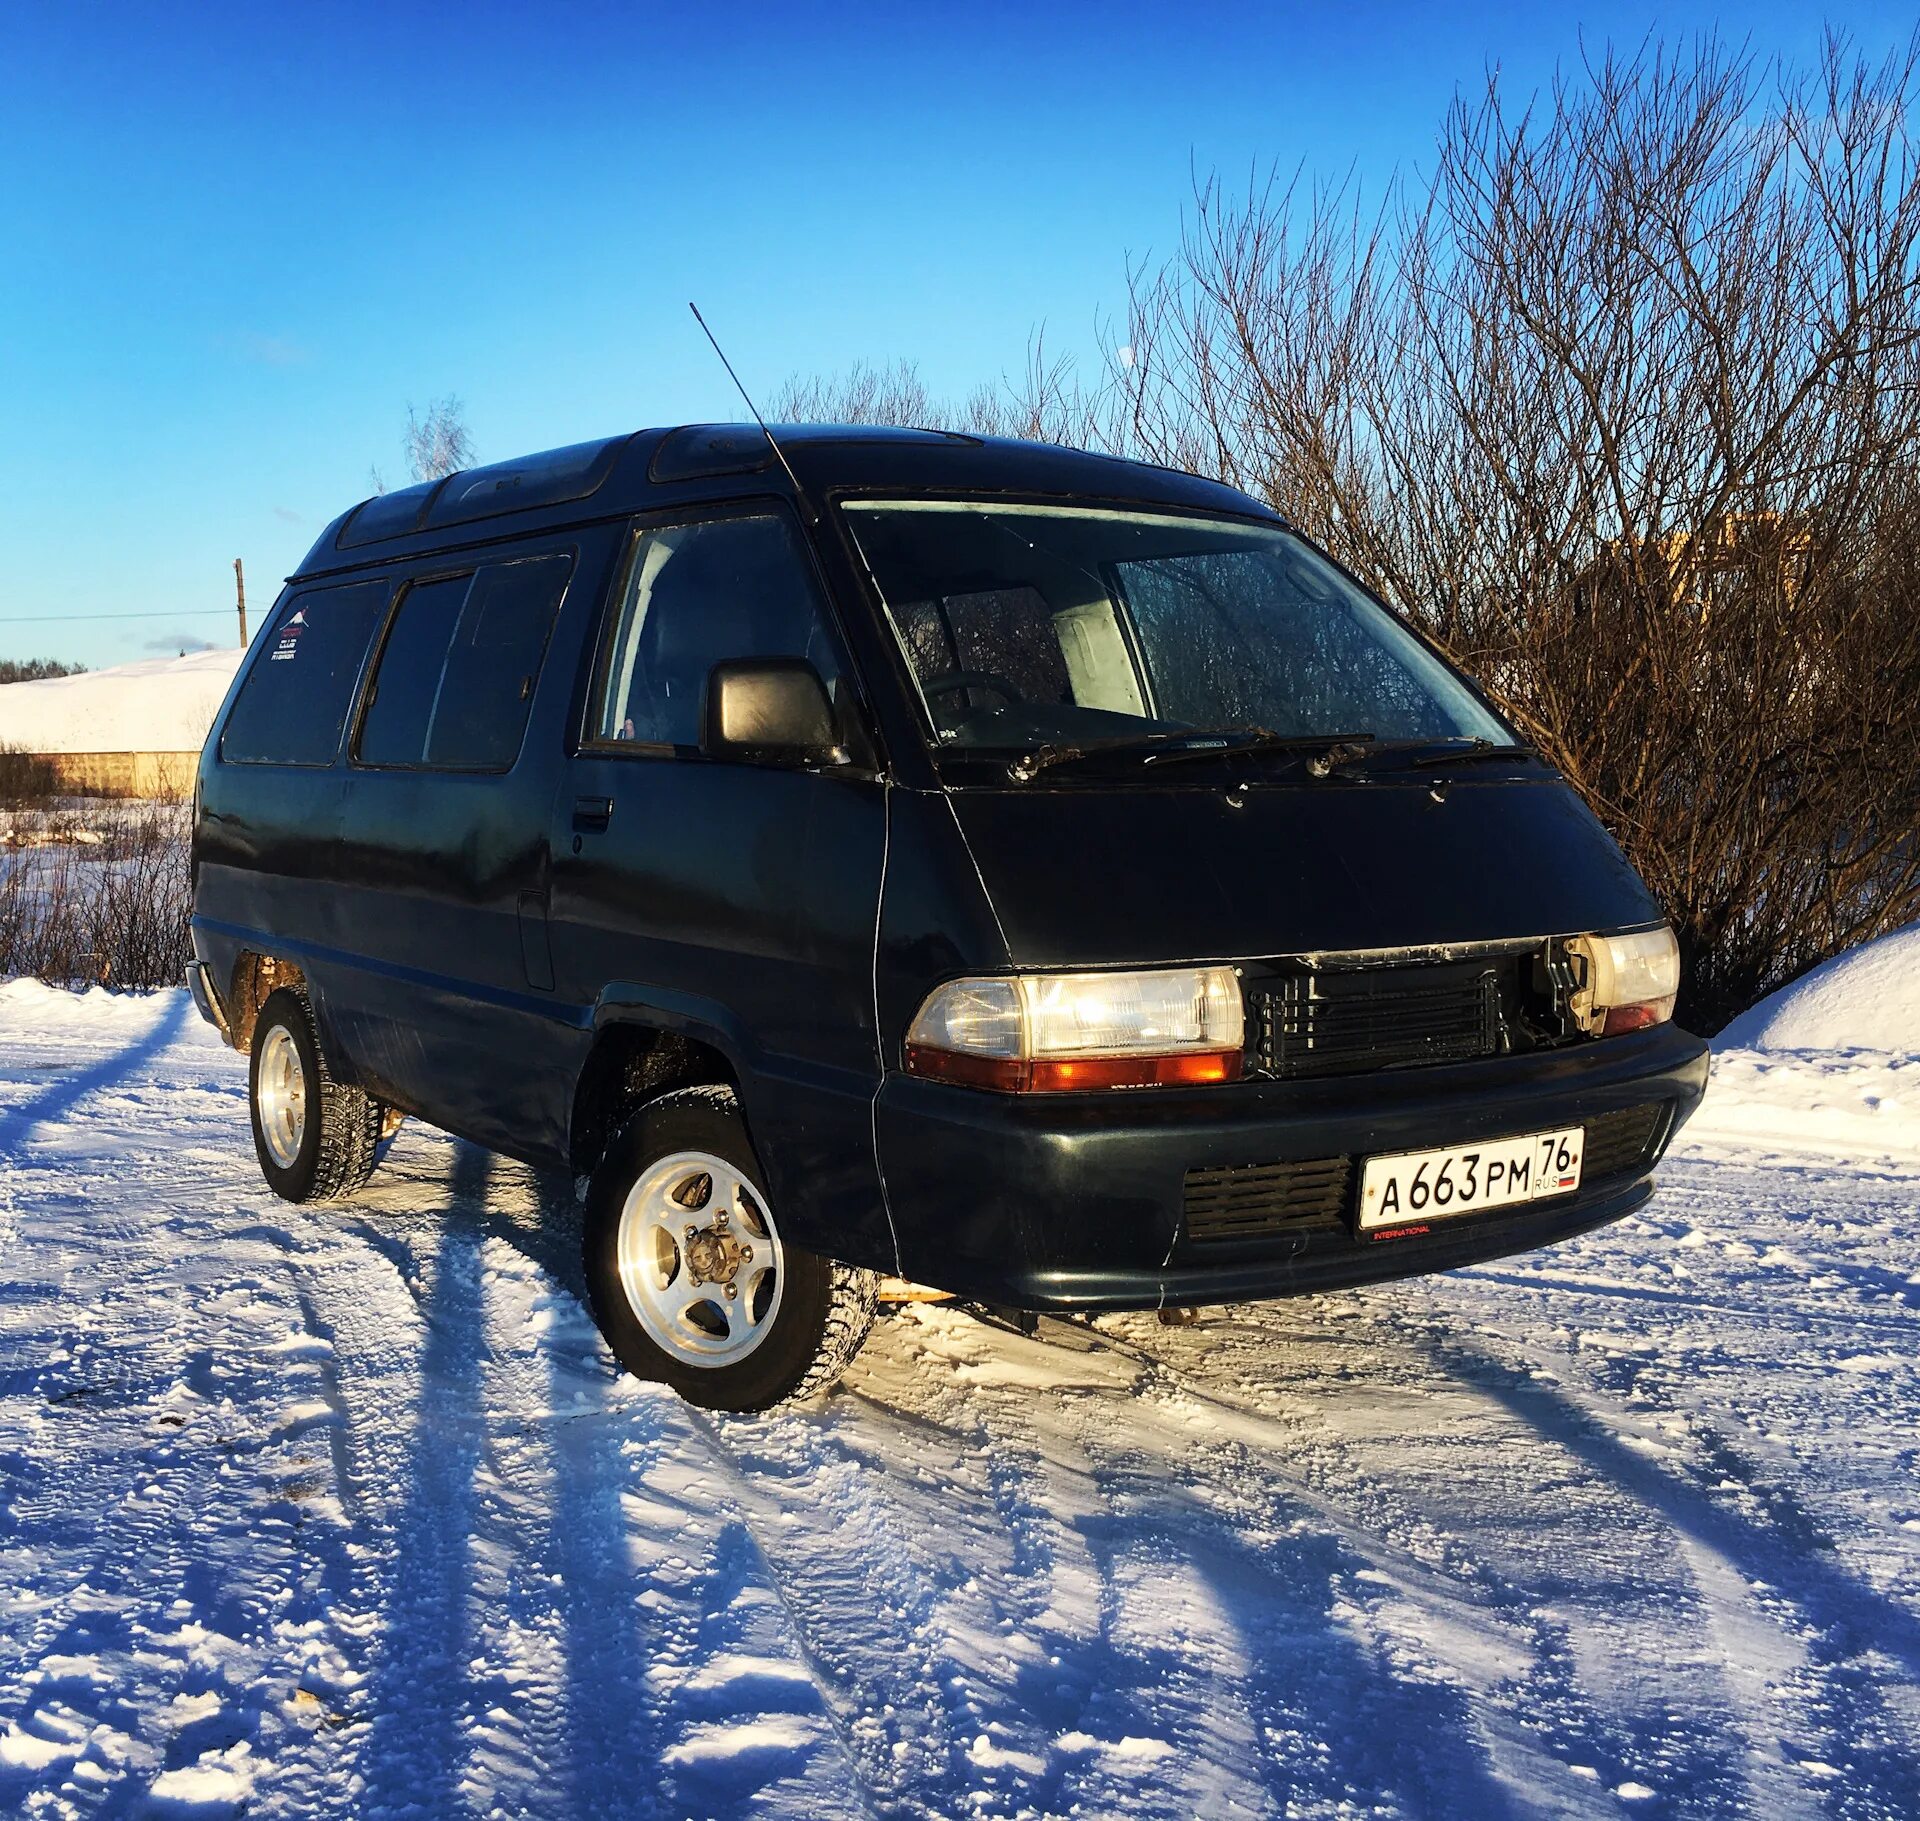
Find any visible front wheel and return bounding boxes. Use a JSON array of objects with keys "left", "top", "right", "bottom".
[{"left": 582, "top": 1086, "right": 876, "bottom": 1412}]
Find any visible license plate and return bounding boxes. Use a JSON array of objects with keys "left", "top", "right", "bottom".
[{"left": 1358, "top": 1125, "right": 1584, "bottom": 1234}]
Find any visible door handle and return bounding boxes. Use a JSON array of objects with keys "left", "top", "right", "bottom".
[{"left": 572, "top": 795, "right": 614, "bottom": 831}]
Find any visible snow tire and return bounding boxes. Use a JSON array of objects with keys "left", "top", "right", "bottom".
[
  {"left": 248, "top": 987, "right": 385, "bottom": 1204},
  {"left": 583, "top": 1085, "right": 877, "bottom": 1412}
]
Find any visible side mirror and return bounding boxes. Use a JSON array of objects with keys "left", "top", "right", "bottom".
[{"left": 701, "top": 658, "right": 843, "bottom": 766}]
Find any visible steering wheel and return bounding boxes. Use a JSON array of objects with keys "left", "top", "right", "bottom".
[{"left": 920, "top": 670, "right": 1024, "bottom": 708}]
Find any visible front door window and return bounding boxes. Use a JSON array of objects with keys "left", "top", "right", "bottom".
[{"left": 592, "top": 514, "right": 843, "bottom": 747}]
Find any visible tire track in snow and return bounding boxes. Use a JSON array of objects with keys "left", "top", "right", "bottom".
[
  {"left": 1038, "top": 1308, "right": 1758, "bottom": 1814},
  {"left": 965, "top": 1314, "right": 1562, "bottom": 1816},
  {"left": 682, "top": 1392, "right": 968, "bottom": 1815},
  {"left": 334, "top": 1138, "right": 875, "bottom": 1818},
  {"left": 469, "top": 1157, "right": 878, "bottom": 1818},
  {"left": 6, "top": 990, "right": 1920, "bottom": 1818},
  {"left": 1431, "top": 1285, "right": 1920, "bottom": 1814},
  {"left": 0, "top": 1034, "right": 371, "bottom": 1812},
  {"left": 867, "top": 1315, "right": 1283, "bottom": 1816}
]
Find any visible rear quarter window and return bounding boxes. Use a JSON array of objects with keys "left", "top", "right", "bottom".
[
  {"left": 356, "top": 552, "right": 573, "bottom": 771},
  {"left": 220, "top": 579, "right": 390, "bottom": 766}
]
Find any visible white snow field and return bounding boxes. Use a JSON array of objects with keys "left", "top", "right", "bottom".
[
  {"left": 0, "top": 650, "right": 242, "bottom": 755},
  {"left": 0, "top": 953, "right": 1915, "bottom": 1818}
]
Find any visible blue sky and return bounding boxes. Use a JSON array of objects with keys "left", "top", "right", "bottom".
[{"left": 0, "top": 1, "right": 1910, "bottom": 668}]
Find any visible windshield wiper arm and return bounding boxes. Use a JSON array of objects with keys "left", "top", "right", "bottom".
[
  {"left": 1007, "top": 727, "right": 1374, "bottom": 782},
  {"left": 1006, "top": 729, "right": 1213, "bottom": 779},
  {"left": 1145, "top": 729, "right": 1376, "bottom": 773},
  {"left": 1422, "top": 740, "right": 1537, "bottom": 767},
  {"left": 1321, "top": 736, "right": 1539, "bottom": 777}
]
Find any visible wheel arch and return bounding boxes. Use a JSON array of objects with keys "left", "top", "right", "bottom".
[
  {"left": 225, "top": 951, "right": 311, "bottom": 1053},
  {"left": 568, "top": 1016, "right": 742, "bottom": 1177}
]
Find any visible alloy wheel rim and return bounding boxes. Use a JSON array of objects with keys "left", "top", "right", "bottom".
[
  {"left": 257, "top": 1023, "right": 308, "bottom": 1169},
  {"left": 615, "top": 1150, "right": 784, "bottom": 1367}
]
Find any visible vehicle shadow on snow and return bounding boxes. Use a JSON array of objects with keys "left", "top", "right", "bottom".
[
  {"left": 738, "top": 1336, "right": 1537, "bottom": 1817},
  {"left": 0, "top": 991, "right": 191, "bottom": 1159},
  {"left": 992, "top": 1451, "right": 1533, "bottom": 1817},
  {"left": 1430, "top": 1333, "right": 1920, "bottom": 1807},
  {"left": 345, "top": 1137, "right": 1777, "bottom": 1818},
  {"left": 350, "top": 1142, "right": 663, "bottom": 1819}
]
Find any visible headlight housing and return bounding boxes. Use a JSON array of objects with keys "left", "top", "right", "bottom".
[
  {"left": 1567, "top": 926, "right": 1681, "bottom": 1036},
  {"left": 905, "top": 965, "right": 1244, "bottom": 1091}
]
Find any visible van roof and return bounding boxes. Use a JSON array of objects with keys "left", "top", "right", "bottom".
[{"left": 293, "top": 424, "right": 1277, "bottom": 581}]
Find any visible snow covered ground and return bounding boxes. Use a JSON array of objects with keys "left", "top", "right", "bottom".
[{"left": 0, "top": 969, "right": 1916, "bottom": 1817}]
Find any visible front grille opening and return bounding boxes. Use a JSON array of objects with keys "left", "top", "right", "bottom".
[
  {"left": 1254, "top": 961, "right": 1505, "bottom": 1080},
  {"left": 1582, "top": 1102, "right": 1669, "bottom": 1180}
]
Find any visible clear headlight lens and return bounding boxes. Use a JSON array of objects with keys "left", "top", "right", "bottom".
[
  {"left": 1568, "top": 925, "right": 1681, "bottom": 1036},
  {"left": 906, "top": 965, "right": 1244, "bottom": 1091}
]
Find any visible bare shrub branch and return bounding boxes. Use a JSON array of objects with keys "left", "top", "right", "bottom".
[
  {"left": 0, "top": 802, "right": 191, "bottom": 991},
  {"left": 403, "top": 396, "right": 475, "bottom": 483},
  {"left": 1108, "top": 31, "right": 1920, "bottom": 1028}
]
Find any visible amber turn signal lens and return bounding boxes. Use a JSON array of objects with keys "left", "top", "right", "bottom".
[
  {"left": 1026, "top": 1051, "right": 1242, "bottom": 1091},
  {"left": 902, "top": 1046, "right": 1028, "bottom": 1091},
  {"left": 904, "top": 1045, "right": 1243, "bottom": 1093},
  {"left": 1600, "top": 1001, "right": 1671, "bottom": 1036}
]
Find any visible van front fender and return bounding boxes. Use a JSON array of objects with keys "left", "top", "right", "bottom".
[{"left": 585, "top": 983, "right": 898, "bottom": 1277}]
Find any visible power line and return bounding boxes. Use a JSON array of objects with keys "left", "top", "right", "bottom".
[{"left": 0, "top": 608, "right": 234, "bottom": 625}]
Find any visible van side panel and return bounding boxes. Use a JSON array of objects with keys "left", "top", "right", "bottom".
[
  {"left": 322, "top": 769, "right": 585, "bottom": 1161},
  {"left": 319, "top": 528, "right": 623, "bottom": 1163},
  {"left": 193, "top": 767, "right": 356, "bottom": 1045},
  {"left": 193, "top": 577, "right": 390, "bottom": 1073}
]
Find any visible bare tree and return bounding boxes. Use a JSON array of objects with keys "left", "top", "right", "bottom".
[
  {"left": 769, "top": 341, "right": 1101, "bottom": 446},
  {"left": 403, "top": 395, "right": 475, "bottom": 483},
  {"left": 1102, "top": 32, "right": 1920, "bottom": 1029},
  {"left": 771, "top": 359, "right": 945, "bottom": 428},
  {"left": 747, "top": 37, "right": 1920, "bottom": 1025}
]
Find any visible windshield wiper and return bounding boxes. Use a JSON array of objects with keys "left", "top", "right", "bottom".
[
  {"left": 1145, "top": 729, "right": 1376, "bottom": 773},
  {"left": 1006, "top": 727, "right": 1372, "bottom": 783},
  {"left": 1319, "top": 736, "right": 1539, "bottom": 778},
  {"left": 1003, "top": 730, "right": 1219, "bottom": 783}
]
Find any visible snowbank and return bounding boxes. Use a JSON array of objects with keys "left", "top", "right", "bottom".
[
  {"left": 1717, "top": 923, "right": 1920, "bottom": 1056},
  {"left": 1685, "top": 924, "right": 1919, "bottom": 1162},
  {"left": 0, "top": 648, "right": 243, "bottom": 754}
]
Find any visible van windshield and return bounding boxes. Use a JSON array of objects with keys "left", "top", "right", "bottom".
[{"left": 842, "top": 501, "right": 1510, "bottom": 772}]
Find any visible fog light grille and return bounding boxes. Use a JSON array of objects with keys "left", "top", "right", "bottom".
[
  {"left": 1182, "top": 1156, "right": 1352, "bottom": 1243},
  {"left": 1581, "top": 1102, "right": 1669, "bottom": 1179}
]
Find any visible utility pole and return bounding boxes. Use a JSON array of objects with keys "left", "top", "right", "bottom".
[{"left": 234, "top": 558, "right": 248, "bottom": 647}]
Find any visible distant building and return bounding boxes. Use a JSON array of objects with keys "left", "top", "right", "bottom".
[
  {"left": 1573, "top": 513, "right": 1814, "bottom": 615},
  {"left": 0, "top": 648, "right": 244, "bottom": 797}
]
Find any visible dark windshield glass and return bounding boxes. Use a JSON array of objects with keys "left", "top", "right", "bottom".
[{"left": 843, "top": 502, "right": 1507, "bottom": 756}]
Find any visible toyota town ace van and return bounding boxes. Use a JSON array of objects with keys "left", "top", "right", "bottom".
[{"left": 188, "top": 425, "right": 1709, "bottom": 1409}]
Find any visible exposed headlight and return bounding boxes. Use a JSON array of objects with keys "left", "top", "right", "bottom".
[
  {"left": 905, "top": 965, "right": 1245, "bottom": 1091},
  {"left": 1567, "top": 926, "right": 1681, "bottom": 1036}
]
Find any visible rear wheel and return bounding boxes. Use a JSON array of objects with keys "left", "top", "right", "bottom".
[
  {"left": 583, "top": 1086, "right": 876, "bottom": 1412},
  {"left": 248, "top": 988, "right": 384, "bottom": 1203}
]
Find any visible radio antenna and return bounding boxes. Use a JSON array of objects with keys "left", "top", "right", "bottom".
[{"left": 688, "top": 301, "right": 812, "bottom": 519}]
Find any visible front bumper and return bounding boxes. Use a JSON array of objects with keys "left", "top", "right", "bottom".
[{"left": 875, "top": 1022, "right": 1709, "bottom": 1310}]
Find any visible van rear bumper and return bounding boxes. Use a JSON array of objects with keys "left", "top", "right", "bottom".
[
  {"left": 874, "top": 1022, "right": 1710, "bottom": 1311},
  {"left": 185, "top": 959, "right": 233, "bottom": 1044}
]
